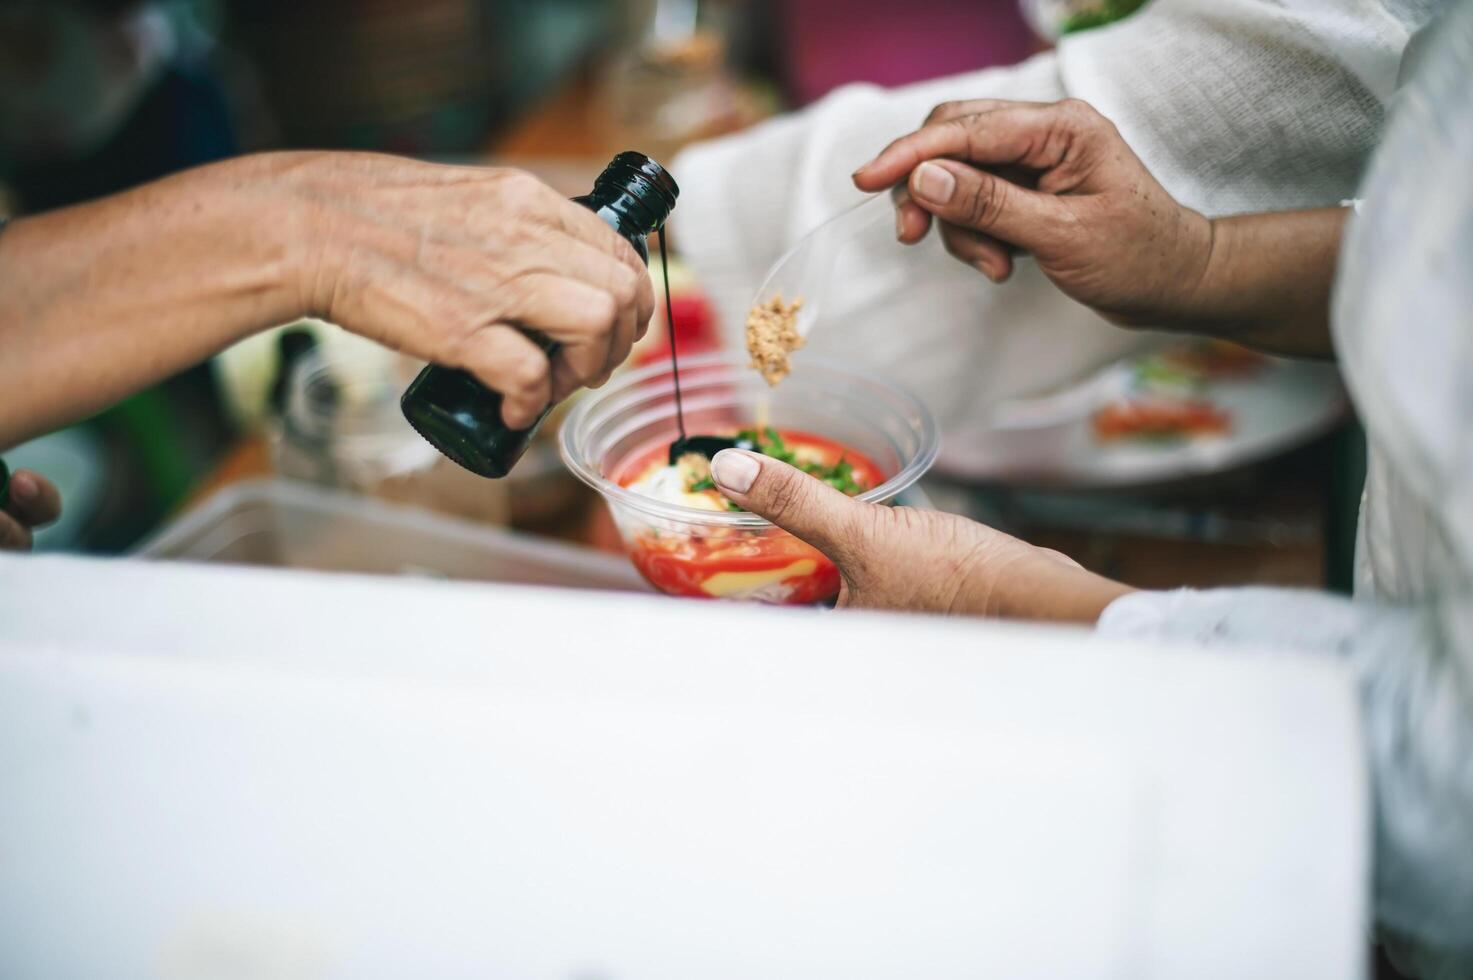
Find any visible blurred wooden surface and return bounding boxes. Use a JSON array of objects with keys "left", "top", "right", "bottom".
[
  {"left": 1034, "top": 527, "right": 1324, "bottom": 590},
  {"left": 491, "top": 69, "right": 611, "bottom": 159},
  {"left": 187, "top": 437, "right": 270, "bottom": 508}
]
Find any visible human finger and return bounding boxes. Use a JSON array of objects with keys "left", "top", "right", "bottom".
[
  {"left": 938, "top": 221, "right": 1016, "bottom": 282},
  {"left": 544, "top": 190, "right": 653, "bottom": 287},
  {"left": 889, "top": 185, "right": 933, "bottom": 244},
  {"left": 853, "top": 102, "right": 1089, "bottom": 191},
  {"left": 499, "top": 272, "right": 621, "bottom": 390},
  {"left": 922, "top": 97, "right": 1048, "bottom": 125},
  {"left": 0, "top": 510, "right": 32, "bottom": 551},
  {"left": 532, "top": 237, "right": 653, "bottom": 355},
  {"left": 453, "top": 323, "right": 555, "bottom": 429},
  {"left": 709, "top": 450, "right": 879, "bottom": 568},
  {"left": 908, "top": 158, "right": 1062, "bottom": 249},
  {"left": 489, "top": 173, "right": 653, "bottom": 320},
  {"left": 854, "top": 98, "right": 1029, "bottom": 194},
  {"left": 5, "top": 470, "right": 62, "bottom": 528}
]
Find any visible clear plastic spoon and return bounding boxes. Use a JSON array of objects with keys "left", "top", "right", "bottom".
[
  {"left": 748, "top": 193, "right": 896, "bottom": 340},
  {"left": 669, "top": 195, "right": 895, "bottom": 462}
]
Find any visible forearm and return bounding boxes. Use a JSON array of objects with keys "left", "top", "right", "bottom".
[
  {"left": 0, "top": 154, "right": 315, "bottom": 449},
  {"left": 1172, "top": 208, "right": 1346, "bottom": 358}
]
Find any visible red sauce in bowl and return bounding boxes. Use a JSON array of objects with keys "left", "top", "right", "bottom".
[{"left": 609, "top": 428, "right": 886, "bottom": 603}]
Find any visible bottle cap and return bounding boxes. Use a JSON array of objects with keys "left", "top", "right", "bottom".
[{"left": 597, "top": 151, "right": 680, "bottom": 222}]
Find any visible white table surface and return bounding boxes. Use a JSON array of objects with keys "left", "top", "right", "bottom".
[{"left": 0, "top": 555, "right": 1366, "bottom": 979}]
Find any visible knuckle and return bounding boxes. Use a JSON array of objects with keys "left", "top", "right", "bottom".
[
  {"left": 609, "top": 266, "right": 640, "bottom": 308},
  {"left": 563, "top": 345, "right": 603, "bottom": 380},
  {"left": 509, "top": 352, "right": 550, "bottom": 392},
  {"left": 925, "top": 100, "right": 961, "bottom": 124},
  {"left": 501, "top": 270, "right": 536, "bottom": 306},
  {"left": 962, "top": 176, "right": 1005, "bottom": 227},
  {"left": 942, "top": 117, "right": 974, "bottom": 143},
  {"left": 1059, "top": 97, "right": 1101, "bottom": 127},
  {"left": 436, "top": 310, "right": 483, "bottom": 364},
  {"left": 495, "top": 169, "right": 542, "bottom": 199},
  {"left": 586, "top": 289, "right": 619, "bottom": 329},
  {"left": 758, "top": 468, "right": 812, "bottom": 525},
  {"left": 815, "top": 504, "right": 881, "bottom": 580},
  {"left": 610, "top": 234, "right": 643, "bottom": 270}
]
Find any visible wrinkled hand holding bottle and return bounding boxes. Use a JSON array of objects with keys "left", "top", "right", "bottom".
[
  {"left": 0, "top": 152, "right": 656, "bottom": 451},
  {"left": 296, "top": 154, "right": 656, "bottom": 429}
]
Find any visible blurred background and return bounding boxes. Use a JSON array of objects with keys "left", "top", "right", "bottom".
[{"left": 0, "top": 0, "right": 1361, "bottom": 600}]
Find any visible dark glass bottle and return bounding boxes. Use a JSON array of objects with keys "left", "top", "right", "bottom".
[{"left": 400, "top": 152, "right": 679, "bottom": 478}]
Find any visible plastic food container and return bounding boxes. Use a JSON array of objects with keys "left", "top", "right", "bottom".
[
  {"left": 272, "top": 345, "right": 513, "bottom": 526},
  {"left": 135, "top": 478, "right": 650, "bottom": 592},
  {"left": 560, "top": 352, "right": 938, "bottom": 604}
]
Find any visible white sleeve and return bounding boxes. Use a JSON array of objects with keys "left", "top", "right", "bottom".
[{"left": 1098, "top": 587, "right": 1473, "bottom": 976}]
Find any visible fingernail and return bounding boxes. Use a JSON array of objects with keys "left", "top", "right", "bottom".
[
  {"left": 711, "top": 449, "right": 759, "bottom": 494},
  {"left": 895, "top": 208, "right": 906, "bottom": 239},
  {"left": 11, "top": 472, "right": 37, "bottom": 503},
  {"left": 851, "top": 162, "right": 871, "bottom": 179},
  {"left": 913, "top": 162, "right": 955, "bottom": 205}
]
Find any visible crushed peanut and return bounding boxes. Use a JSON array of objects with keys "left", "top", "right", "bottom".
[
  {"left": 675, "top": 452, "right": 711, "bottom": 486},
  {"left": 745, "top": 295, "right": 804, "bottom": 386}
]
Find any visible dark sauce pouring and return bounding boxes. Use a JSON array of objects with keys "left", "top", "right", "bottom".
[{"left": 659, "top": 233, "right": 748, "bottom": 464}]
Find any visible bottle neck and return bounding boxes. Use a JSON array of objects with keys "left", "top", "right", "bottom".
[
  {"left": 581, "top": 186, "right": 669, "bottom": 242},
  {"left": 578, "top": 152, "right": 678, "bottom": 253}
]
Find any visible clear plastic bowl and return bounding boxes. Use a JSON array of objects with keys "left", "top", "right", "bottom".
[{"left": 559, "top": 352, "right": 939, "bottom": 604}]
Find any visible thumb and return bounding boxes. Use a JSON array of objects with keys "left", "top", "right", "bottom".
[
  {"left": 710, "top": 450, "right": 870, "bottom": 561},
  {"left": 908, "top": 159, "right": 1058, "bottom": 248}
]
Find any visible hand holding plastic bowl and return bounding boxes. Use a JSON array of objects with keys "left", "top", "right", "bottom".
[{"left": 560, "top": 352, "right": 938, "bottom": 604}]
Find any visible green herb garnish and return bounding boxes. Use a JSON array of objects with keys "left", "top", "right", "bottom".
[{"left": 725, "top": 428, "right": 865, "bottom": 496}]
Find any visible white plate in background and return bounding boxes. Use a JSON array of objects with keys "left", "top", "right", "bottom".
[{"left": 938, "top": 355, "right": 1348, "bottom": 487}]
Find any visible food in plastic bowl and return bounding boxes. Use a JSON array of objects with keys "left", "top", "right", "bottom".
[{"left": 559, "top": 352, "right": 938, "bottom": 604}]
